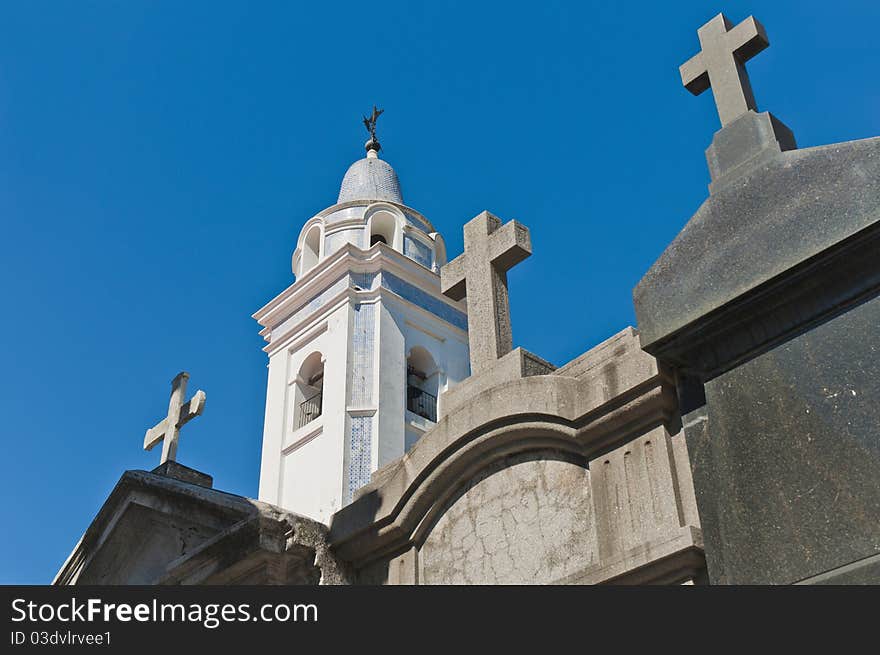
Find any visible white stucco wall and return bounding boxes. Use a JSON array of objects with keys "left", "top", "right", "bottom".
[
  {"left": 376, "top": 301, "right": 406, "bottom": 468},
  {"left": 258, "top": 302, "right": 351, "bottom": 523},
  {"left": 293, "top": 201, "right": 441, "bottom": 279},
  {"left": 258, "top": 223, "right": 468, "bottom": 525}
]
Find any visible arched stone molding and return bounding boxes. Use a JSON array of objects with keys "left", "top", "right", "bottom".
[
  {"left": 300, "top": 224, "right": 323, "bottom": 276},
  {"left": 329, "top": 331, "right": 705, "bottom": 585},
  {"left": 365, "top": 203, "right": 405, "bottom": 252},
  {"left": 291, "top": 216, "right": 325, "bottom": 278},
  {"left": 431, "top": 232, "right": 447, "bottom": 271}
]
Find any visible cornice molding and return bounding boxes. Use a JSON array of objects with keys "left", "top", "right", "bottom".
[
  {"left": 314, "top": 199, "right": 436, "bottom": 234},
  {"left": 262, "top": 278, "right": 467, "bottom": 357},
  {"left": 254, "top": 244, "right": 465, "bottom": 331}
]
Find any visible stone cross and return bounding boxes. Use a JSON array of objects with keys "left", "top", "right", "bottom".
[
  {"left": 143, "top": 372, "right": 206, "bottom": 464},
  {"left": 441, "top": 211, "right": 531, "bottom": 376},
  {"left": 680, "top": 13, "right": 769, "bottom": 126}
]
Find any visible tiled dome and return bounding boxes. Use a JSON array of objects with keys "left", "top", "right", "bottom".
[{"left": 337, "top": 156, "right": 403, "bottom": 204}]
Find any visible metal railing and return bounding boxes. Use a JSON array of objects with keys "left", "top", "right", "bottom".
[
  {"left": 296, "top": 391, "right": 323, "bottom": 429},
  {"left": 407, "top": 386, "right": 437, "bottom": 422}
]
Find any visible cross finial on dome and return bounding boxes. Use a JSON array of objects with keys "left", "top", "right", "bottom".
[{"left": 362, "top": 105, "right": 383, "bottom": 157}]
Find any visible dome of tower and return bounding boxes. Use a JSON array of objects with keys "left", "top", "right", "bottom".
[{"left": 337, "top": 153, "right": 403, "bottom": 204}]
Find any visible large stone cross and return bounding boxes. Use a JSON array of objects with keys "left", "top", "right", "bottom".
[
  {"left": 441, "top": 211, "right": 531, "bottom": 376},
  {"left": 680, "top": 13, "right": 769, "bottom": 126},
  {"left": 144, "top": 372, "right": 206, "bottom": 464}
]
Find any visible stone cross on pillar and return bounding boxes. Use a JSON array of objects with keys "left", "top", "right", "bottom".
[
  {"left": 680, "top": 13, "right": 769, "bottom": 126},
  {"left": 143, "top": 372, "right": 206, "bottom": 465},
  {"left": 441, "top": 211, "right": 531, "bottom": 376}
]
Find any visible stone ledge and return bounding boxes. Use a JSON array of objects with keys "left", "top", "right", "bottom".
[
  {"left": 706, "top": 110, "right": 796, "bottom": 194},
  {"left": 158, "top": 503, "right": 350, "bottom": 585},
  {"left": 439, "top": 347, "right": 555, "bottom": 418},
  {"left": 554, "top": 327, "right": 640, "bottom": 379},
  {"left": 556, "top": 526, "right": 705, "bottom": 585},
  {"left": 795, "top": 552, "right": 880, "bottom": 585},
  {"left": 151, "top": 460, "right": 213, "bottom": 488}
]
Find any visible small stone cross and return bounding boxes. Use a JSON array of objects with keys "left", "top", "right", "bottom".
[
  {"left": 441, "top": 211, "right": 531, "bottom": 376},
  {"left": 680, "top": 13, "right": 769, "bottom": 126},
  {"left": 143, "top": 372, "right": 206, "bottom": 464}
]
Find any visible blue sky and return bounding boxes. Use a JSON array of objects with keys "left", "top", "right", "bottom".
[{"left": 1, "top": 1, "right": 877, "bottom": 583}]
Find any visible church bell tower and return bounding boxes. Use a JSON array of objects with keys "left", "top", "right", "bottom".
[{"left": 253, "top": 115, "right": 470, "bottom": 524}]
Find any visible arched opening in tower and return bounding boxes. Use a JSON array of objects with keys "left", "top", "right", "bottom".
[
  {"left": 368, "top": 211, "right": 398, "bottom": 250},
  {"left": 294, "top": 352, "right": 324, "bottom": 430},
  {"left": 406, "top": 347, "right": 439, "bottom": 423},
  {"left": 301, "top": 225, "right": 322, "bottom": 275}
]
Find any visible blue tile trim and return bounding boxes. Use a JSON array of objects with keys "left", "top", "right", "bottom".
[
  {"left": 349, "top": 302, "right": 375, "bottom": 406},
  {"left": 275, "top": 274, "right": 350, "bottom": 335},
  {"left": 404, "top": 235, "right": 433, "bottom": 269},
  {"left": 380, "top": 272, "right": 468, "bottom": 331},
  {"left": 346, "top": 416, "right": 372, "bottom": 503}
]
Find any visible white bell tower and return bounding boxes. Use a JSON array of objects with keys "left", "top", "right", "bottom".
[{"left": 254, "top": 128, "right": 470, "bottom": 524}]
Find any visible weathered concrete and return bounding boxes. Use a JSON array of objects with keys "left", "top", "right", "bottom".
[
  {"left": 441, "top": 211, "right": 531, "bottom": 375},
  {"left": 330, "top": 327, "right": 704, "bottom": 584},
  {"left": 54, "top": 467, "right": 350, "bottom": 586},
  {"left": 439, "top": 347, "right": 554, "bottom": 418},
  {"left": 143, "top": 372, "right": 206, "bottom": 465},
  {"left": 635, "top": 136, "right": 880, "bottom": 368},
  {"left": 705, "top": 110, "right": 796, "bottom": 192},
  {"left": 150, "top": 460, "right": 213, "bottom": 488},
  {"left": 637, "top": 28, "right": 880, "bottom": 582},
  {"left": 420, "top": 451, "right": 595, "bottom": 584},
  {"left": 680, "top": 13, "right": 769, "bottom": 127}
]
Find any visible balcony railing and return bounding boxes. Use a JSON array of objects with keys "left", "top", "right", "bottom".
[
  {"left": 296, "top": 391, "right": 323, "bottom": 429},
  {"left": 407, "top": 385, "right": 437, "bottom": 422}
]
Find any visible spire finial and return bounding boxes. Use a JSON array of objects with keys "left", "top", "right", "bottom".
[{"left": 362, "top": 105, "right": 384, "bottom": 156}]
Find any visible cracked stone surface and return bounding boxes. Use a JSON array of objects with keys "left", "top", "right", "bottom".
[{"left": 420, "top": 452, "right": 596, "bottom": 584}]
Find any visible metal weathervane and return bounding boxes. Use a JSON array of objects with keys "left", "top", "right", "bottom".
[{"left": 362, "top": 105, "right": 383, "bottom": 151}]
